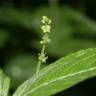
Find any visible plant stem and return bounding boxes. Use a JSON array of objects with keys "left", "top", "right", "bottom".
[
  {"left": 36, "top": 45, "right": 46, "bottom": 75},
  {"left": 36, "top": 61, "right": 41, "bottom": 75}
]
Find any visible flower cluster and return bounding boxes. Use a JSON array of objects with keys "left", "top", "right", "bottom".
[
  {"left": 40, "top": 16, "right": 51, "bottom": 44},
  {"left": 38, "top": 53, "right": 48, "bottom": 63},
  {"left": 38, "top": 16, "right": 52, "bottom": 63},
  {"left": 36, "top": 16, "right": 52, "bottom": 74}
]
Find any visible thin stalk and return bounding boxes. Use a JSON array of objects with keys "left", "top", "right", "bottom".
[{"left": 36, "top": 45, "right": 46, "bottom": 75}]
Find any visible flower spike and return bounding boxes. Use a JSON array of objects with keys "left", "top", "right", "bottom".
[{"left": 36, "top": 16, "right": 52, "bottom": 75}]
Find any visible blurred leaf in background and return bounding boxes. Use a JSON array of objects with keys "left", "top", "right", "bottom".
[
  {"left": 0, "top": 31, "right": 9, "bottom": 48},
  {"left": 32, "top": 6, "right": 96, "bottom": 57},
  {"left": 4, "top": 54, "right": 38, "bottom": 89}
]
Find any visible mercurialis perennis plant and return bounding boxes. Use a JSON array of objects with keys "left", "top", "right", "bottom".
[
  {"left": 1, "top": 16, "right": 96, "bottom": 96},
  {"left": 36, "top": 16, "right": 52, "bottom": 75}
]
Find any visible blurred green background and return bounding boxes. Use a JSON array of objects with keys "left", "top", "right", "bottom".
[{"left": 0, "top": 0, "right": 96, "bottom": 96}]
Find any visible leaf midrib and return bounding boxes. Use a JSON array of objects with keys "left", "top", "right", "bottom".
[{"left": 24, "top": 67, "right": 96, "bottom": 96}]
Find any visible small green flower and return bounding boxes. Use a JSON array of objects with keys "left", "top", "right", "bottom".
[
  {"left": 41, "top": 16, "right": 52, "bottom": 24},
  {"left": 40, "top": 35, "right": 51, "bottom": 44},
  {"left": 41, "top": 25, "right": 51, "bottom": 33},
  {"left": 38, "top": 53, "right": 48, "bottom": 63}
]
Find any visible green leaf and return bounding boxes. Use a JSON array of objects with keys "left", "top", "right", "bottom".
[
  {"left": 2, "top": 77, "right": 10, "bottom": 96},
  {"left": 0, "top": 69, "right": 10, "bottom": 96},
  {"left": 13, "top": 48, "right": 96, "bottom": 96}
]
